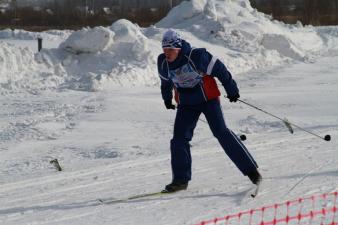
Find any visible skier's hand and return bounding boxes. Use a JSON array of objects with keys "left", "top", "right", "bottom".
[
  {"left": 227, "top": 93, "right": 240, "bottom": 103},
  {"left": 164, "top": 100, "right": 176, "bottom": 110}
]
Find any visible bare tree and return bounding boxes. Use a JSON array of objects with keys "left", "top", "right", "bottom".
[
  {"left": 303, "top": 0, "right": 319, "bottom": 25},
  {"left": 270, "top": 0, "right": 283, "bottom": 20}
]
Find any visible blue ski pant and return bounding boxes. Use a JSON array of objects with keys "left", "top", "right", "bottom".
[{"left": 170, "top": 99, "right": 258, "bottom": 182}]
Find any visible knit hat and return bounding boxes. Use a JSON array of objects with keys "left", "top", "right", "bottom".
[{"left": 162, "top": 29, "right": 182, "bottom": 49}]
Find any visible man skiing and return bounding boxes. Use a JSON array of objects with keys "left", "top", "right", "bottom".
[{"left": 158, "top": 29, "right": 262, "bottom": 193}]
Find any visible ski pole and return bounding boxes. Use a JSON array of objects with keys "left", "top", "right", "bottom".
[{"left": 235, "top": 98, "right": 331, "bottom": 142}]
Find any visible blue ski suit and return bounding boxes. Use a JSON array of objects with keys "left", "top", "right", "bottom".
[{"left": 158, "top": 40, "right": 258, "bottom": 182}]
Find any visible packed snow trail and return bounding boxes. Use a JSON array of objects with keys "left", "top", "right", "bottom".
[{"left": 0, "top": 56, "right": 337, "bottom": 225}]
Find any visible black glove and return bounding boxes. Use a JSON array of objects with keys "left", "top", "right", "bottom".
[
  {"left": 164, "top": 100, "right": 176, "bottom": 110},
  {"left": 227, "top": 93, "right": 240, "bottom": 102}
]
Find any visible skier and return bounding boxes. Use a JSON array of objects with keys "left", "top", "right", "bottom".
[{"left": 158, "top": 29, "right": 262, "bottom": 193}]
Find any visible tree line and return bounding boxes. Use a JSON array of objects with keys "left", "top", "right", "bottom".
[
  {"left": 1, "top": 0, "right": 338, "bottom": 31},
  {"left": 251, "top": 0, "right": 338, "bottom": 25},
  {"left": 0, "top": 0, "right": 176, "bottom": 30}
]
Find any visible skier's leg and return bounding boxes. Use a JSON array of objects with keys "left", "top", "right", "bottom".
[
  {"left": 170, "top": 105, "right": 201, "bottom": 182},
  {"left": 203, "top": 99, "right": 258, "bottom": 175}
]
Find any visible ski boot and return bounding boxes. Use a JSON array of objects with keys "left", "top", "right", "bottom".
[{"left": 163, "top": 180, "right": 188, "bottom": 193}]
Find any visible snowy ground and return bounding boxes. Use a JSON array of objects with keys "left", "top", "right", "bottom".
[{"left": 0, "top": 0, "right": 338, "bottom": 224}]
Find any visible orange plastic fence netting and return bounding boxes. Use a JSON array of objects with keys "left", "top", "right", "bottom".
[{"left": 194, "top": 192, "right": 338, "bottom": 225}]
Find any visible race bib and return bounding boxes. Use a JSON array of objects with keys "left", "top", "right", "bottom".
[{"left": 169, "top": 63, "right": 202, "bottom": 88}]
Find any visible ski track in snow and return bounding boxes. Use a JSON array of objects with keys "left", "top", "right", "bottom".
[
  {"left": 0, "top": 56, "right": 337, "bottom": 225},
  {"left": 0, "top": 59, "right": 337, "bottom": 224}
]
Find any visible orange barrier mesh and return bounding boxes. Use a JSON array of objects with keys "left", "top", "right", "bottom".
[{"left": 194, "top": 192, "right": 338, "bottom": 225}]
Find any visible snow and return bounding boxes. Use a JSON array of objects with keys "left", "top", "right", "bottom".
[
  {"left": 0, "top": 0, "right": 337, "bottom": 224},
  {"left": 60, "top": 27, "right": 114, "bottom": 54}
]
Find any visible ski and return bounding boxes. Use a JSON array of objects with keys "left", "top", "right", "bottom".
[
  {"left": 99, "top": 181, "right": 261, "bottom": 204},
  {"left": 98, "top": 190, "right": 171, "bottom": 204}
]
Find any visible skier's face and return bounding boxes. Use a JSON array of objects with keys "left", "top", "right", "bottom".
[{"left": 163, "top": 48, "right": 181, "bottom": 62}]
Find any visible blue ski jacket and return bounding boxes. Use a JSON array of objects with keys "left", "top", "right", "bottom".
[{"left": 157, "top": 40, "right": 239, "bottom": 105}]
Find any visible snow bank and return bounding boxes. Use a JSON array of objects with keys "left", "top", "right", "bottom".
[
  {"left": 156, "top": 0, "right": 211, "bottom": 28},
  {"left": 0, "top": 28, "right": 70, "bottom": 41},
  {"left": 47, "top": 19, "right": 157, "bottom": 91},
  {"left": 60, "top": 27, "right": 113, "bottom": 54},
  {"left": 111, "top": 19, "right": 144, "bottom": 42},
  {"left": 261, "top": 34, "right": 305, "bottom": 61},
  {"left": 50, "top": 0, "right": 333, "bottom": 92},
  {"left": 109, "top": 19, "right": 154, "bottom": 63},
  {"left": 0, "top": 29, "right": 42, "bottom": 40},
  {"left": 316, "top": 26, "right": 338, "bottom": 54},
  {"left": 1, "top": 0, "right": 338, "bottom": 95},
  {"left": 0, "top": 42, "right": 36, "bottom": 92},
  {"left": 0, "top": 41, "right": 66, "bottom": 95},
  {"left": 155, "top": 0, "right": 325, "bottom": 68}
]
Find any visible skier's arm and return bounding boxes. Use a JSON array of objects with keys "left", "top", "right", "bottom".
[
  {"left": 160, "top": 78, "right": 174, "bottom": 101},
  {"left": 191, "top": 49, "right": 239, "bottom": 97},
  {"left": 157, "top": 55, "right": 174, "bottom": 101}
]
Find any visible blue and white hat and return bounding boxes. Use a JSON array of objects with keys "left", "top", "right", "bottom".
[{"left": 162, "top": 29, "right": 182, "bottom": 49}]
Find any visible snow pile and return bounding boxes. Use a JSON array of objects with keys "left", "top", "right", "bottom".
[
  {"left": 261, "top": 34, "right": 306, "bottom": 61},
  {"left": 0, "top": 41, "right": 67, "bottom": 95},
  {"left": 156, "top": 0, "right": 248, "bottom": 28},
  {"left": 0, "top": 42, "right": 37, "bottom": 94},
  {"left": 1, "top": 0, "right": 338, "bottom": 94},
  {"left": 111, "top": 19, "right": 144, "bottom": 43},
  {"left": 60, "top": 27, "right": 113, "bottom": 54},
  {"left": 155, "top": 0, "right": 324, "bottom": 70},
  {"left": 0, "top": 20, "right": 158, "bottom": 93},
  {"left": 155, "top": 0, "right": 214, "bottom": 27},
  {"left": 50, "top": 19, "right": 158, "bottom": 91},
  {"left": 316, "top": 26, "right": 338, "bottom": 54},
  {"left": 0, "top": 28, "right": 70, "bottom": 41},
  {"left": 108, "top": 19, "right": 156, "bottom": 74},
  {"left": 106, "top": 19, "right": 157, "bottom": 85},
  {"left": 50, "top": 0, "right": 331, "bottom": 91}
]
